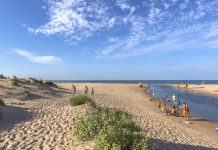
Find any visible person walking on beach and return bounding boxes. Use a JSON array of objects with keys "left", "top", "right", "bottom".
[
  {"left": 72, "top": 85, "right": 76, "bottom": 94},
  {"left": 91, "top": 88, "right": 95, "bottom": 97},
  {"left": 84, "top": 86, "right": 89, "bottom": 95}
]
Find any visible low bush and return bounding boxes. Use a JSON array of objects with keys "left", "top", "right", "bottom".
[
  {"left": 69, "top": 95, "right": 90, "bottom": 106},
  {"left": 74, "top": 108, "right": 156, "bottom": 150}
]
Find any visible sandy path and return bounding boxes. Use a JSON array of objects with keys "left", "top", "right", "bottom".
[{"left": 0, "top": 94, "right": 91, "bottom": 150}]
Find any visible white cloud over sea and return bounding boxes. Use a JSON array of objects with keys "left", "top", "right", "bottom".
[
  {"left": 14, "top": 49, "right": 62, "bottom": 65},
  {"left": 28, "top": 0, "right": 218, "bottom": 58}
]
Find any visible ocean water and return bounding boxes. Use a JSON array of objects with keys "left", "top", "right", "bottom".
[
  {"left": 148, "top": 85, "right": 218, "bottom": 122},
  {"left": 54, "top": 80, "right": 218, "bottom": 84}
]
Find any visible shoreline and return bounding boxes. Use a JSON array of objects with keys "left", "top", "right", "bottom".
[{"left": 166, "top": 84, "right": 218, "bottom": 97}]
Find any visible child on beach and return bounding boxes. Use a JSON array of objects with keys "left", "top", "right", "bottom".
[
  {"left": 72, "top": 85, "right": 76, "bottom": 94},
  {"left": 91, "top": 88, "right": 95, "bottom": 96},
  {"left": 84, "top": 86, "right": 89, "bottom": 95}
]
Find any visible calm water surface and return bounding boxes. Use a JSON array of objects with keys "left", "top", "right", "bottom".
[{"left": 147, "top": 85, "right": 218, "bottom": 122}]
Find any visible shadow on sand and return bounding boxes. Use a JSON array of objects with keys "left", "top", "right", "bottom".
[
  {"left": 150, "top": 138, "right": 216, "bottom": 150},
  {"left": 0, "top": 105, "right": 34, "bottom": 132}
]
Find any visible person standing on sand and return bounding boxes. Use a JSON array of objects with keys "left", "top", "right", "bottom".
[
  {"left": 182, "top": 102, "right": 190, "bottom": 119},
  {"left": 172, "top": 94, "right": 176, "bottom": 105},
  {"left": 84, "top": 86, "right": 89, "bottom": 95},
  {"left": 185, "top": 103, "right": 190, "bottom": 120},
  {"left": 72, "top": 85, "right": 76, "bottom": 94},
  {"left": 158, "top": 100, "right": 161, "bottom": 111},
  {"left": 182, "top": 103, "right": 186, "bottom": 118},
  {"left": 152, "top": 92, "right": 155, "bottom": 99}
]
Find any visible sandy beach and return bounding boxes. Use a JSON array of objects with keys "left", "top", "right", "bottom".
[
  {"left": 0, "top": 80, "right": 218, "bottom": 150},
  {"left": 169, "top": 84, "right": 218, "bottom": 97}
]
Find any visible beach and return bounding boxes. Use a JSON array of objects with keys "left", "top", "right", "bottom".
[
  {"left": 0, "top": 80, "right": 218, "bottom": 150},
  {"left": 169, "top": 84, "right": 218, "bottom": 97}
]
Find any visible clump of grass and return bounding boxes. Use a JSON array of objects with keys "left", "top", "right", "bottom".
[
  {"left": 0, "top": 98, "right": 5, "bottom": 106},
  {"left": 28, "top": 77, "right": 57, "bottom": 87},
  {"left": 10, "top": 78, "right": 19, "bottom": 86},
  {"left": 69, "top": 95, "right": 90, "bottom": 106},
  {"left": 44, "top": 81, "right": 56, "bottom": 86},
  {"left": 74, "top": 108, "right": 156, "bottom": 150}
]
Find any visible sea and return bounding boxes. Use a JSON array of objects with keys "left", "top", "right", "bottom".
[{"left": 54, "top": 80, "right": 218, "bottom": 84}]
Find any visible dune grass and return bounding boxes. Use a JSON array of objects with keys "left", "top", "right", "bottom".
[
  {"left": 69, "top": 95, "right": 90, "bottom": 106},
  {"left": 74, "top": 108, "right": 156, "bottom": 150}
]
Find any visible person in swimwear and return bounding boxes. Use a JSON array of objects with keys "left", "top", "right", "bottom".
[
  {"left": 171, "top": 106, "right": 177, "bottom": 116},
  {"left": 185, "top": 103, "right": 190, "bottom": 119}
]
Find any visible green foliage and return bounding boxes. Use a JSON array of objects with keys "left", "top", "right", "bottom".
[
  {"left": 69, "top": 95, "right": 90, "bottom": 106},
  {"left": 0, "top": 98, "right": 5, "bottom": 106},
  {"left": 74, "top": 108, "right": 155, "bottom": 150}
]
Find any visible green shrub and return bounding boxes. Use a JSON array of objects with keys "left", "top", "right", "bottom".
[
  {"left": 69, "top": 95, "right": 90, "bottom": 106},
  {"left": 0, "top": 99, "right": 5, "bottom": 106},
  {"left": 74, "top": 108, "right": 155, "bottom": 150}
]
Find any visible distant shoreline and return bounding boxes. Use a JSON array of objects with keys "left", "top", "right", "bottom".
[{"left": 167, "top": 84, "right": 218, "bottom": 97}]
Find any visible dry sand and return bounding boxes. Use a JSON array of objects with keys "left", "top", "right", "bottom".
[
  {"left": 169, "top": 84, "right": 218, "bottom": 97},
  {"left": 0, "top": 80, "right": 218, "bottom": 150}
]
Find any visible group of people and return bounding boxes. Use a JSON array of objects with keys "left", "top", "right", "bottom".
[
  {"left": 158, "top": 100, "right": 179, "bottom": 116},
  {"left": 72, "top": 85, "right": 95, "bottom": 96},
  {"left": 84, "top": 86, "right": 95, "bottom": 95},
  {"left": 157, "top": 94, "right": 190, "bottom": 120}
]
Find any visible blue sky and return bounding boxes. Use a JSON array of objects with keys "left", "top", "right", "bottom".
[{"left": 1, "top": 0, "right": 218, "bottom": 80}]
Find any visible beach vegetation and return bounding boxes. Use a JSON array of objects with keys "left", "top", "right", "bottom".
[
  {"left": 74, "top": 108, "right": 156, "bottom": 150},
  {"left": 44, "top": 81, "right": 57, "bottom": 87},
  {"left": 69, "top": 95, "right": 90, "bottom": 106}
]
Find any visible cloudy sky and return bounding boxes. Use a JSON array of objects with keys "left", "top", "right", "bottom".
[{"left": 1, "top": 0, "right": 218, "bottom": 80}]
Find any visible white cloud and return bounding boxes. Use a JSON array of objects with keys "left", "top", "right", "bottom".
[
  {"left": 14, "top": 49, "right": 62, "bottom": 65},
  {"left": 28, "top": 0, "right": 218, "bottom": 58}
]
